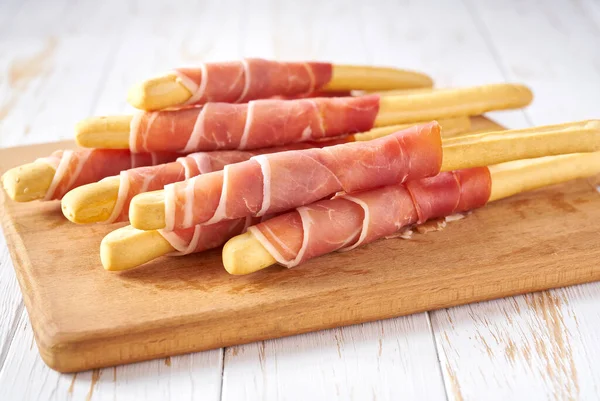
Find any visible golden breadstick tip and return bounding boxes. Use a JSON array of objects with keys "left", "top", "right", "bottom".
[
  {"left": 127, "top": 73, "right": 193, "bottom": 111},
  {"left": 374, "top": 83, "right": 533, "bottom": 127},
  {"left": 75, "top": 115, "right": 132, "bottom": 149},
  {"left": 1, "top": 161, "right": 56, "bottom": 202},
  {"left": 101, "top": 225, "right": 174, "bottom": 271},
  {"left": 489, "top": 152, "right": 600, "bottom": 202},
  {"left": 323, "top": 65, "right": 433, "bottom": 92},
  {"left": 61, "top": 177, "right": 120, "bottom": 224},
  {"left": 222, "top": 231, "right": 277, "bottom": 275},
  {"left": 129, "top": 190, "right": 166, "bottom": 230},
  {"left": 440, "top": 120, "right": 600, "bottom": 172}
]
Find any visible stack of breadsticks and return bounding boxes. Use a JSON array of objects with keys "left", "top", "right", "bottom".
[{"left": 2, "top": 59, "right": 600, "bottom": 275}]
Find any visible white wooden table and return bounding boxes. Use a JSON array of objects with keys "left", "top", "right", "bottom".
[{"left": 1, "top": 0, "right": 600, "bottom": 399}]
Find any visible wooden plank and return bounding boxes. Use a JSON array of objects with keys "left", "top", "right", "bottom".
[
  {"left": 430, "top": 1, "right": 600, "bottom": 399},
  {"left": 0, "top": 309, "right": 224, "bottom": 401},
  {"left": 222, "top": 316, "right": 446, "bottom": 401},
  {"left": 3, "top": 119, "right": 600, "bottom": 373}
]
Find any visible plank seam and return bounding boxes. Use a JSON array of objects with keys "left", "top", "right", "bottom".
[
  {"left": 0, "top": 300, "right": 24, "bottom": 374},
  {"left": 462, "top": 0, "right": 534, "bottom": 127},
  {"left": 426, "top": 312, "right": 450, "bottom": 401},
  {"left": 218, "top": 348, "right": 226, "bottom": 400}
]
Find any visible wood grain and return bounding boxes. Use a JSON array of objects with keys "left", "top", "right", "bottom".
[{"left": 1, "top": 119, "right": 600, "bottom": 373}]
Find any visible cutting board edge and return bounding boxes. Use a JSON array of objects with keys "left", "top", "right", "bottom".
[{"left": 24, "top": 253, "right": 600, "bottom": 373}]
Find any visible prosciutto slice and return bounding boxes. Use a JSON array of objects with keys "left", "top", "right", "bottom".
[
  {"left": 248, "top": 167, "right": 492, "bottom": 268},
  {"left": 174, "top": 59, "right": 333, "bottom": 105},
  {"left": 37, "top": 149, "right": 178, "bottom": 200},
  {"left": 158, "top": 216, "right": 265, "bottom": 256},
  {"left": 129, "top": 95, "right": 380, "bottom": 153},
  {"left": 163, "top": 122, "right": 443, "bottom": 230},
  {"left": 105, "top": 142, "right": 332, "bottom": 223}
]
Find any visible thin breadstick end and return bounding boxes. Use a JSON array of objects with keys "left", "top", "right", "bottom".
[
  {"left": 61, "top": 177, "right": 120, "bottom": 224},
  {"left": 324, "top": 65, "right": 433, "bottom": 91},
  {"left": 101, "top": 225, "right": 175, "bottom": 271},
  {"left": 489, "top": 152, "right": 600, "bottom": 202},
  {"left": 440, "top": 120, "right": 600, "bottom": 172},
  {"left": 222, "top": 231, "right": 277, "bottom": 275},
  {"left": 127, "top": 73, "right": 193, "bottom": 111},
  {"left": 129, "top": 190, "right": 166, "bottom": 230},
  {"left": 374, "top": 84, "right": 533, "bottom": 127},
  {"left": 75, "top": 116, "right": 132, "bottom": 149},
  {"left": 1, "top": 161, "right": 56, "bottom": 202}
]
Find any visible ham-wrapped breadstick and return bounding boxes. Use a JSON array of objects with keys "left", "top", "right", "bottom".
[
  {"left": 75, "top": 84, "right": 533, "bottom": 152},
  {"left": 101, "top": 217, "right": 262, "bottom": 271},
  {"left": 62, "top": 117, "right": 471, "bottom": 225},
  {"left": 127, "top": 59, "right": 434, "bottom": 111},
  {"left": 100, "top": 151, "right": 600, "bottom": 271},
  {"left": 223, "top": 151, "right": 600, "bottom": 274},
  {"left": 1, "top": 149, "right": 178, "bottom": 202},
  {"left": 127, "top": 120, "right": 600, "bottom": 231}
]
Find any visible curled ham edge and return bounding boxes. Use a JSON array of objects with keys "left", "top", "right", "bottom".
[
  {"left": 38, "top": 151, "right": 163, "bottom": 201},
  {"left": 158, "top": 215, "right": 259, "bottom": 256},
  {"left": 172, "top": 60, "right": 320, "bottom": 106},
  {"left": 247, "top": 168, "right": 491, "bottom": 268},
  {"left": 104, "top": 154, "right": 210, "bottom": 224}
]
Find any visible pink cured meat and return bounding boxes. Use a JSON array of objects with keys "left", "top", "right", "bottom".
[
  {"left": 158, "top": 216, "right": 263, "bottom": 256},
  {"left": 173, "top": 59, "right": 333, "bottom": 105},
  {"left": 36, "top": 149, "right": 178, "bottom": 201},
  {"left": 163, "top": 122, "right": 443, "bottom": 230},
  {"left": 105, "top": 142, "right": 343, "bottom": 223},
  {"left": 128, "top": 95, "right": 380, "bottom": 153},
  {"left": 248, "top": 167, "right": 492, "bottom": 268}
]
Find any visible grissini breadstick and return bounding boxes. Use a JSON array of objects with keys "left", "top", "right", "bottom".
[
  {"left": 101, "top": 151, "right": 600, "bottom": 272},
  {"left": 1, "top": 149, "right": 178, "bottom": 202},
  {"left": 76, "top": 84, "right": 532, "bottom": 152},
  {"left": 127, "top": 59, "right": 434, "bottom": 111},
  {"left": 222, "top": 151, "right": 600, "bottom": 275},
  {"left": 127, "top": 120, "right": 600, "bottom": 231},
  {"left": 62, "top": 117, "right": 470, "bottom": 225},
  {"left": 101, "top": 217, "right": 258, "bottom": 271}
]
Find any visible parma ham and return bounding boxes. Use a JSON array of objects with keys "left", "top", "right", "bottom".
[
  {"left": 163, "top": 122, "right": 442, "bottom": 230},
  {"left": 129, "top": 95, "right": 380, "bottom": 153},
  {"left": 38, "top": 149, "right": 178, "bottom": 200},
  {"left": 105, "top": 142, "right": 336, "bottom": 223},
  {"left": 174, "top": 59, "right": 333, "bottom": 105},
  {"left": 159, "top": 216, "right": 263, "bottom": 256},
  {"left": 248, "top": 167, "right": 492, "bottom": 267}
]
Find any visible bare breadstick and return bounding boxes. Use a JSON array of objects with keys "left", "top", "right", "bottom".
[
  {"left": 127, "top": 120, "right": 600, "bottom": 231},
  {"left": 441, "top": 120, "right": 600, "bottom": 171},
  {"left": 61, "top": 177, "right": 120, "bottom": 223},
  {"left": 1, "top": 161, "right": 56, "bottom": 202},
  {"left": 75, "top": 116, "right": 132, "bottom": 150},
  {"left": 222, "top": 151, "right": 600, "bottom": 275},
  {"left": 75, "top": 84, "right": 532, "bottom": 150},
  {"left": 128, "top": 64, "right": 434, "bottom": 111},
  {"left": 100, "top": 225, "right": 174, "bottom": 271}
]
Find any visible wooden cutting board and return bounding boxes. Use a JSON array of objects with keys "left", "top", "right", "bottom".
[{"left": 2, "top": 117, "right": 600, "bottom": 373}]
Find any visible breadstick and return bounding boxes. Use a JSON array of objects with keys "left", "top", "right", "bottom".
[
  {"left": 127, "top": 120, "right": 600, "bottom": 231},
  {"left": 128, "top": 61, "right": 434, "bottom": 111},
  {"left": 222, "top": 151, "right": 600, "bottom": 275},
  {"left": 75, "top": 84, "right": 532, "bottom": 150}
]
